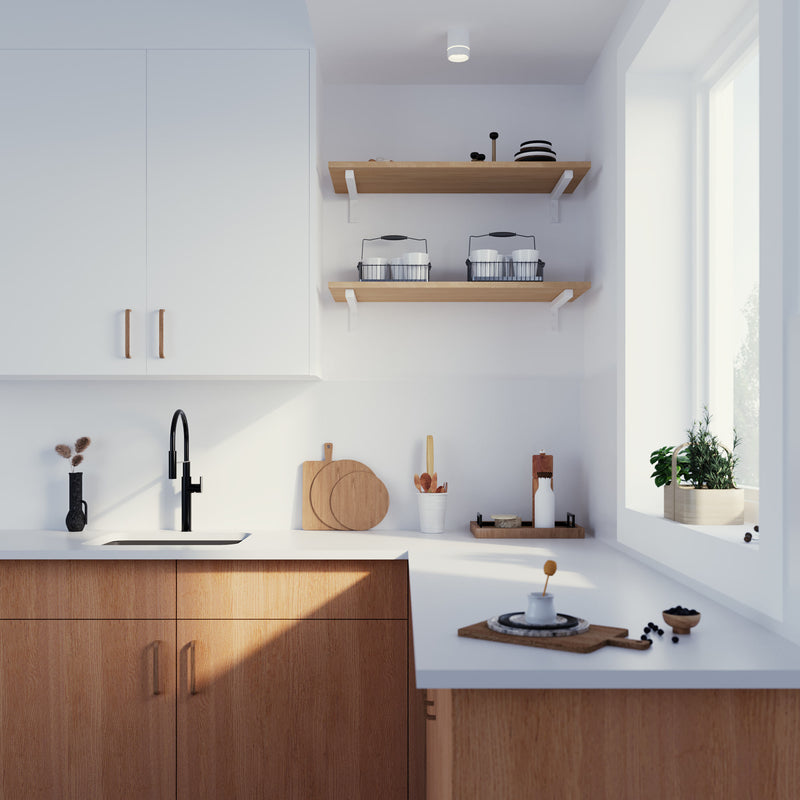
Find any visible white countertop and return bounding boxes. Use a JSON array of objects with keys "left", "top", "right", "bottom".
[{"left": 1, "top": 528, "right": 799, "bottom": 690}]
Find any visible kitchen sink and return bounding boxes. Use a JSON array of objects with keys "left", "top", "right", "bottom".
[{"left": 84, "top": 532, "right": 251, "bottom": 547}]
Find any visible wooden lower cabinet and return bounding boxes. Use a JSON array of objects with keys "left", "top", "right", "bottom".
[
  {"left": 0, "top": 619, "right": 176, "bottom": 799},
  {"left": 177, "top": 619, "right": 407, "bottom": 799},
  {"left": 425, "top": 688, "right": 800, "bottom": 800},
  {"left": 0, "top": 560, "right": 416, "bottom": 799}
]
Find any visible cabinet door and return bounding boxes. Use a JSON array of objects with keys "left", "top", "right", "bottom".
[
  {"left": 0, "top": 51, "right": 147, "bottom": 375},
  {"left": 146, "top": 50, "right": 311, "bottom": 376},
  {"left": 178, "top": 619, "right": 407, "bottom": 800},
  {"left": 0, "top": 620, "right": 175, "bottom": 799}
]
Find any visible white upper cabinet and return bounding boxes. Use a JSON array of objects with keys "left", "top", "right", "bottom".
[
  {"left": 0, "top": 48, "right": 313, "bottom": 377},
  {"left": 145, "top": 50, "right": 312, "bottom": 377},
  {"left": 0, "top": 51, "right": 147, "bottom": 375}
]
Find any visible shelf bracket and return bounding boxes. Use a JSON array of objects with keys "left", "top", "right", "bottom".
[
  {"left": 550, "top": 289, "right": 573, "bottom": 331},
  {"left": 345, "top": 169, "right": 359, "bottom": 223},
  {"left": 549, "top": 169, "right": 573, "bottom": 223},
  {"left": 345, "top": 288, "right": 358, "bottom": 330}
]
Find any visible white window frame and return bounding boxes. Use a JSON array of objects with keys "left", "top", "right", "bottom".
[{"left": 693, "top": 13, "right": 759, "bottom": 513}]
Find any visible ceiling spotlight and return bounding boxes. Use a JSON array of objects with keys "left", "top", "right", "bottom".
[{"left": 447, "top": 28, "right": 470, "bottom": 63}]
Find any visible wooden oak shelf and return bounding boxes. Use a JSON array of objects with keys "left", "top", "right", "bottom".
[
  {"left": 328, "top": 161, "right": 591, "bottom": 194},
  {"left": 328, "top": 281, "right": 590, "bottom": 303}
]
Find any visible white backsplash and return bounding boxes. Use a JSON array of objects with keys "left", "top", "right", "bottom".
[{"left": 0, "top": 378, "right": 586, "bottom": 533}]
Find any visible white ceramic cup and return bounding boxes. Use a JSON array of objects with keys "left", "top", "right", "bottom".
[
  {"left": 470, "top": 248, "right": 499, "bottom": 262},
  {"left": 417, "top": 492, "right": 447, "bottom": 533},
  {"left": 511, "top": 248, "right": 539, "bottom": 263},
  {"left": 402, "top": 252, "right": 430, "bottom": 265},
  {"left": 360, "top": 263, "right": 388, "bottom": 280},
  {"left": 525, "top": 592, "right": 557, "bottom": 625},
  {"left": 361, "top": 257, "right": 388, "bottom": 266}
]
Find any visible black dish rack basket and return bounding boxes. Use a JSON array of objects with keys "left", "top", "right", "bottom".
[
  {"left": 357, "top": 235, "right": 431, "bottom": 282},
  {"left": 465, "top": 231, "right": 545, "bottom": 282}
]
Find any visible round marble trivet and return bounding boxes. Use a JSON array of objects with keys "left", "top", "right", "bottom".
[
  {"left": 499, "top": 612, "right": 580, "bottom": 631},
  {"left": 487, "top": 615, "right": 590, "bottom": 638}
]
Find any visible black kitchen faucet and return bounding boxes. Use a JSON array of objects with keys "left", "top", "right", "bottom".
[{"left": 168, "top": 409, "right": 203, "bottom": 532}]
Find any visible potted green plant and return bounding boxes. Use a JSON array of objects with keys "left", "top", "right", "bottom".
[
  {"left": 649, "top": 445, "right": 689, "bottom": 520},
  {"left": 651, "top": 408, "right": 744, "bottom": 525}
]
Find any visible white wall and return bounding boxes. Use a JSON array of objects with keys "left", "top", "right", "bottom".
[{"left": 0, "top": 11, "right": 596, "bottom": 535}]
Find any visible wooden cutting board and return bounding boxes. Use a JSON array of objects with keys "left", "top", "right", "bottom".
[
  {"left": 309, "top": 449, "right": 374, "bottom": 531},
  {"left": 302, "top": 443, "right": 337, "bottom": 530},
  {"left": 330, "top": 471, "right": 389, "bottom": 531},
  {"left": 458, "top": 620, "right": 650, "bottom": 653}
]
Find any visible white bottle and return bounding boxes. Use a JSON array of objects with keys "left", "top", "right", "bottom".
[{"left": 534, "top": 475, "right": 555, "bottom": 528}]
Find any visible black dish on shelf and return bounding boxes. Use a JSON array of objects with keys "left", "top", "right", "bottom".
[{"left": 514, "top": 155, "right": 557, "bottom": 162}]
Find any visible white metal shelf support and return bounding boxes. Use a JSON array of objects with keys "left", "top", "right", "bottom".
[
  {"left": 550, "top": 288, "right": 573, "bottom": 331},
  {"left": 345, "top": 169, "right": 359, "bottom": 223},
  {"left": 345, "top": 288, "right": 358, "bottom": 330},
  {"left": 549, "top": 169, "right": 573, "bottom": 223}
]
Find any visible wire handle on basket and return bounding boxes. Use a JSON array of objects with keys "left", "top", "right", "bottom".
[
  {"left": 466, "top": 232, "right": 536, "bottom": 257},
  {"left": 361, "top": 235, "right": 428, "bottom": 261}
]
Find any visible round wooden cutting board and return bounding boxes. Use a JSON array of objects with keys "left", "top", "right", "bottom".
[
  {"left": 309, "top": 459, "right": 373, "bottom": 530},
  {"left": 330, "top": 471, "right": 390, "bottom": 531}
]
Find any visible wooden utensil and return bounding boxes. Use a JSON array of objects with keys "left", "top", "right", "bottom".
[
  {"left": 420, "top": 473, "right": 432, "bottom": 493},
  {"left": 426, "top": 435, "right": 434, "bottom": 476},
  {"left": 330, "top": 471, "right": 389, "bottom": 530},
  {"left": 302, "top": 442, "right": 336, "bottom": 530},
  {"left": 309, "top": 449, "right": 374, "bottom": 530},
  {"left": 542, "top": 560, "right": 557, "bottom": 595},
  {"left": 458, "top": 621, "right": 650, "bottom": 653}
]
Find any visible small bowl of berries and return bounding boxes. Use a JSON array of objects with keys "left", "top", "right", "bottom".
[{"left": 662, "top": 606, "right": 701, "bottom": 635}]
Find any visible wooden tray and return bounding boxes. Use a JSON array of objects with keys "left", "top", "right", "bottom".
[
  {"left": 458, "top": 620, "right": 650, "bottom": 653},
  {"left": 470, "top": 520, "right": 585, "bottom": 539}
]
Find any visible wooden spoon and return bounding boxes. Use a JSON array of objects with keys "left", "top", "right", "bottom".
[
  {"left": 420, "top": 473, "right": 432, "bottom": 492},
  {"left": 413, "top": 474, "right": 422, "bottom": 493},
  {"left": 426, "top": 435, "right": 434, "bottom": 476},
  {"left": 429, "top": 472, "right": 438, "bottom": 492},
  {"left": 542, "top": 560, "right": 557, "bottom": 596}
]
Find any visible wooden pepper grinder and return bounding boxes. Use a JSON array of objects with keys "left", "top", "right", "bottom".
[{"left": 532, "top": 451, "right": 554, "bottom": 528}]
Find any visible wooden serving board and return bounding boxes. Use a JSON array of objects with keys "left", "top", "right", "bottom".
[
  {"left": 330, "top": 471, "right": 389, "bottom": 531},
  {"left": 310, "top": 456, "right": 374, "bottom": 530},
  {"left": 470, "top": 521, "right": 585, "bottom": 539},
  {"left": 458, "top": 620, "right": 650, "bottom": 653}
]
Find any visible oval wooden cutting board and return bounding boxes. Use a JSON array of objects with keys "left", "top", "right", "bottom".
[
  {"left": 330, "top": 471, "right": 389, "bottom": 531},
  {"left": 309, "top": 459, "right": 373, "bottom": 530}
]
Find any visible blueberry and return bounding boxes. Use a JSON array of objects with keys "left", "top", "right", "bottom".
[
  {"left": 657, "top": 629, "right": 664, "bottom": 636},
  {"left": 754, "top": 525, "right": 759, "bottom": 532},
  {"left": 640, "top": 634, "right": 649, "bottom": 641},
  {"left": 672, "top": 636, "right": 679, "bottom": 643},
  {"left": 648, "top": 622, "right": 656, "bottom": 628},
  {"left": 644, "top": 627, "right": 650, "bottom": 634}
]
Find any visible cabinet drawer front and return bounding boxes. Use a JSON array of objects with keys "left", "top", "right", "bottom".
[
  {"left": 177, "top": 560, "right": 407, "bottom": 619},
  {"left": 0, "top": 561, "right": 176, "bottom": 619}
]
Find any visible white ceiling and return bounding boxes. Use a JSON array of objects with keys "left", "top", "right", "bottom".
[{"left": 305, "top": 0, "right": 630, "bottom": 85}]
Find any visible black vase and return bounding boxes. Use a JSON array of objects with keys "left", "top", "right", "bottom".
[{"left": 65, "top": 472, "right": 88, "bottom": 532}]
